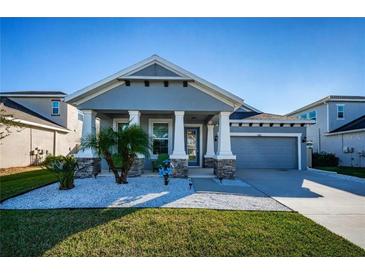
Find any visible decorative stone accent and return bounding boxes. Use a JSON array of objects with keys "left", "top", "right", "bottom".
[
  {"left": 128, "top": 157, "right": 144, "bottom": 177},
  {"left": 204, "top": 157, "right": 215, "bottom": 168},
  {"left": 214, "top": 159, "right": 236, "bottom": 179},
  {"left": 171, "top": 158, "right": 188, "bottom": 178},
  {"left": 75, "top": 157, "right": 101, "bottom": 178}
]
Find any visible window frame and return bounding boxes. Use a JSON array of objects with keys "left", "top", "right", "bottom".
[
  {"left": 336, "top": 104, "right": 345, "bottom": 120},
  {"left": 113, "top": 118, "right": 129, "bottom": 131},
  {"left": 51, "top": 99, "right": 60, "bottom": 116},
  {"left": 148, "top": 118, "right": 172, "bottom": 159}
]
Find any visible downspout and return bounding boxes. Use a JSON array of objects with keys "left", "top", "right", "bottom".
[{"left": 53, "top": 130, "right": 57, "bottom": 156}]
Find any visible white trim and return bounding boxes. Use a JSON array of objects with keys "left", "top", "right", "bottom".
[
  {"left": 148, "top": 118, "right": 173, "bottom": 159},
  {"left": 72, "top": 81, "right": 125, "bottom": 106},
  {"left": 326, "top": 102, "right": 330, "bottom": 132},
  {"left": 65, "top": 55, "right": 243, "bottom": 107},
  {"left": 112, "top": 118, "right": 129, "bottom": 131},
  {"left": 325, "top": 128, "right": 365, "bottom": 136},
  {"left": 336, "top": 103, "right": 345, "bottom": 120},
  {"left": 184, "top": 123, "right": 203, "bottom": 168},
  {"left": 4, "top": 117, "right": 70, "bottom": 133},
  {"left": 230, "top": 132, "right": 303, "bottom": 170},
  {"left": 230, "top": 119, "right": 315, "bottom": 124}
]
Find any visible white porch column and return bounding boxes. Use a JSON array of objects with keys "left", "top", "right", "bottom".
[
  {"left": 77, "top": 110, "right": 97, "bottom": 158},
  {"left": 128, "top": 110, "right": 144, "bottom": 159},
  {"left": 204, "top": 122, "right": 215, "bottom": 158},
  {"left": 128, "top": 110, "right": 140, "bottom": 125},
  {"left": 216, "top": 111, "right": 235, "bottom": 159},
  {"left": 170, "top": 111, "right": 188, "bottom": 159}
]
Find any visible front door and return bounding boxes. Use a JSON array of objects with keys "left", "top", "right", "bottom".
[{"left": 185, "top": 127, "right": 200, "bottom": 166}]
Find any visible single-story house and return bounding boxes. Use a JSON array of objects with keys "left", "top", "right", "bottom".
[{"left": 66, "top": 55, "right": 313, "bottom": 178}]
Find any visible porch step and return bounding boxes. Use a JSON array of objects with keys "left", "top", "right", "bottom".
[{"left": 188, "top": 168, "right": 215, "bottom": 178}]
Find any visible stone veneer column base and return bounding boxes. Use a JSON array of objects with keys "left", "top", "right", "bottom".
[
  {"left": 171, "top": 158, "right": 188, "bottom": 178},
  {"left": 214, "top": 158, "right": 236, "bottom": 179},
  {"left": 128, "top": 157, "right": 144, "bottom": 177},
  {"left": 76, "top": 157, "right": 101, "bottom": 178},
  {"left": 204, "top": 157, "right": 215, "bottom": 168}
]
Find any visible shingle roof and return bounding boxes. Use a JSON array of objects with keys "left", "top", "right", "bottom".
[
  {"left": 230, "top": 111, "right": 297, "bottom": 121},
  {"left": 0, "top": 97, "right": 68, "bottom": 132},
  {"left": 330, "top": 115, "right": 365, "bottom": 133},
  {"left": 287, "top": 95, "right": 365, "bottom": 116},
  {"left": 0, "top": 91, "right": 66, "bottom": 97}
]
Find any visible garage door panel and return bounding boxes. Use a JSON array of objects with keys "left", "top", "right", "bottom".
[{"left": 231, "top": 136, "right": 298, "bottom": 169}]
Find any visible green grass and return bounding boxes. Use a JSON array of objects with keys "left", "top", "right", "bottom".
[
  {"left": 315, "top": 166, "right": 365, "bottom": 178},
  {"left": 0, "top": 169, "right": 57, "bottom": 201},
  {"left": 1, "top": 208, "right": 364, "bottom": 256}
]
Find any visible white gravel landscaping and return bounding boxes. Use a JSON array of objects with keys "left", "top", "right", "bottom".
[{"left": 0, "top": 176, "right": 289, "bottom": 211}]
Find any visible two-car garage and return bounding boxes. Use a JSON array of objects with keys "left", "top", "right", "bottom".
[{"left": 230, "top": 132, "right": 304, "bottom": 170}]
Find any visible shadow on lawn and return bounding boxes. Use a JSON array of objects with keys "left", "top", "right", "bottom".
[
  {"left": 0, "top": 184, "right": 196, "bottom": 256},
  {"left": 0, "top": 207, "right": 142, "bottom": 256}
]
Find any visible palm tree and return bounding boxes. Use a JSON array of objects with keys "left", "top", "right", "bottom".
[{"left": 81, "top": 125, "right": 149, "bottom": 184}]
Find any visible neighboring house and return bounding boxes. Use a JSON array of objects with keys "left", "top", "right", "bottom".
[
  {"left": 66, "top": 55, "right": 313, "bottom": 178},
  {"left": 287, "top": 96, "right": 365, "bottom": 167},
  {"left": 0, "top": 91, "right": 82, "bottom": 169}
]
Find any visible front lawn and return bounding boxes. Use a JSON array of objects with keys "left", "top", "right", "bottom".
[
  {"left": 1, "top": 208, "right": 364, "bottom": 256},
  {"left": 0, "top": 169, "right": 57, "bottom": 201},
  {"left": 315, "top": 166, "right": 365, "bottom": 178}
]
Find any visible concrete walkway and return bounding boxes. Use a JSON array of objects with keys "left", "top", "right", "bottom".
[
  {"left": 237, "top": 169, "right": 365, "bottom": 249},
  {"left": 192, "top": 178, "right": 289, "bottom": 211}
]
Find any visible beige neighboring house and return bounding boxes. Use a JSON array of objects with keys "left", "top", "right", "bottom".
[{"left": 0, "top": 91, "right": 83, "bottom": 169}]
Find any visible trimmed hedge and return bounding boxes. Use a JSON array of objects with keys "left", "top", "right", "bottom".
[{"left": 313, "top": 152, "right": 339, "bottom": 167}]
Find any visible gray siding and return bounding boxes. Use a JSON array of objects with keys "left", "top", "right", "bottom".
[
  {"left": 11, "top": 97, "right": 69, "bottom": 128},
  {"left": 131, "top": 64, "right": 180, "bottom": 77},
  {"left": 78, "top": 81, "right": 233, "bottom": 112},
  {"left": 232, "top": 136, "right": 298, "bottom": 169},
  {"left": 230, "top": 126, "right": 307, "bottom": 170},
  {"left": 324, "top": 132, "right": 365, "bottom": 167},
  {"left": 328, "top": 101, "right": 365, "bottom": 131},
  {"left": 294, "top": 103, "right": 327, "bottom": 153}
]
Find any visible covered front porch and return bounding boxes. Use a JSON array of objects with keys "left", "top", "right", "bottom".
[{"left": 77, "top": 109, "right": 236, "bottom": 178}]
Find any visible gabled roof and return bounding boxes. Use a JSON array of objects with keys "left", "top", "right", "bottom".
[
  {"left": 287, "top": 95, "right": 365, "bottom": 116},
  {"left": 0, "top": 91, "right": 66, "bottom": 97},
  {"left": 328, "top": 115, "right": 365, "bottom": 135},
  {"left": 65, "top": 55, "right": 244, "bottom": 108},
  {"left": 0, "top": 97, "right": 69, "bottom": 133}
]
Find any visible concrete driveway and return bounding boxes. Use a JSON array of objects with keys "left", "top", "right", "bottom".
[{"left": 236, "top": 169, "right": 365, "bottom": 249}]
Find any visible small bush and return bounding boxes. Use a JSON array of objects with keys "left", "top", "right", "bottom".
[
  {"left": 312, "top": 152, "right": 339, "bottom": 167},
  {"left": 42, "top": 155, "right": 78, "bottom": 190}
]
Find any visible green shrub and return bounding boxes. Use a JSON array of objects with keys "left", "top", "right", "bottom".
[
  {"left": 313, "top": 152, "right": 339, "bottom": 167},
  {"left": 42, "top": 155, "right": 78, "bottom": 190}
]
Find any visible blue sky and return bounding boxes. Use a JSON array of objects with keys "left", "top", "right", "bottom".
[{"left": 1, "top": 18, "right": 364, "bottom": 114}]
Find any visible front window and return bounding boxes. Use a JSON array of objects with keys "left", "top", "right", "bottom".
[
  {"left": 337, "top": 105, "right": 344, "bottom": 119},
  {"left": 152, "top": 123, "right": 169, "bottom": 155},
  {"left": 52, "top": 100, "right": 60, "bottom": 115}
]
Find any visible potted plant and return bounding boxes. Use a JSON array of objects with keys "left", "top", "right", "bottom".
[
  {"left": 158, "top": 159, "right": 173, "bottom": 185},
  {"left": 42, "top": 155, "right": 78, "bottom": 190}
]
